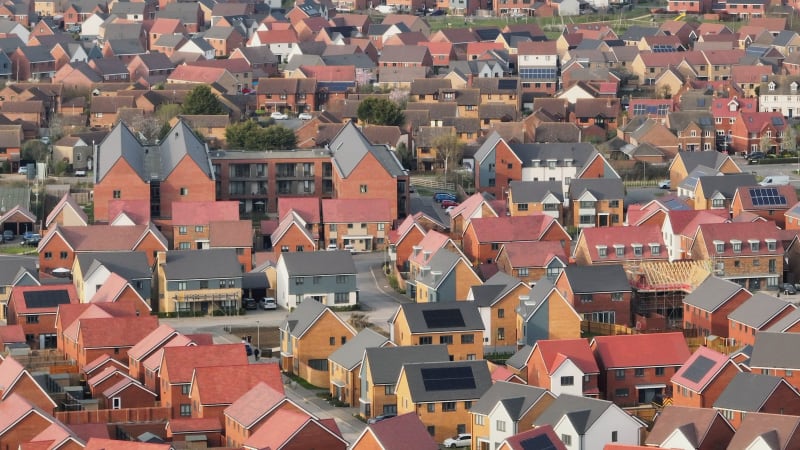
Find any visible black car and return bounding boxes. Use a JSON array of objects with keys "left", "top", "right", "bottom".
[
  {"left": 747, "top": 151, "right": 765, "bottom": 161},
  {"left": 243, "top": 298, "right": 258, "bottom": 310},
  {"left": 781, "top": 283, "right": 797, "bottom": 295},
  {"left": 430, "top": 9, "right": 445, "bottom": 15},
  {"left": 367, "top": 414, "right": 396, "bottom": 424}
]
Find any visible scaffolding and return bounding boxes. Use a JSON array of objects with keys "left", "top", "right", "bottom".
[{"left": 628, "top": 260, "right": 713, "bottom": 329}]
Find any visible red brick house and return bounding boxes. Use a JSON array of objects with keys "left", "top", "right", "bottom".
[
  {"left": 56, "top": 303, "right": 138, "bottom": 364},
  {"left": 591, "top": 332, "right": 691, "bottom": 406},
  {"left": 241, "top": 407, "right": 347, "bottom": 450},
  {"left": 713, "top": 373, "right": 800, "bottom": 429},
  {"left": 731, "top": 185, "right": 797, "bottom": 227},
  {"left": 671, "top": 346, "right": 742, "bottom": 408},
  {"left": 573, "top": 225, "right": 667, "bottom": 271},
  {"left": 495, "top": 241, "right": 569, "bottom": 285},
  {"left": 727, "top": 413, "right": 800, "bottom": 448},
  {"left": 127, "top": 324, "right": 182, "bottom": 382},
  {"left": 645, "top": 406, "right": 734, "bottom": 449},
  {"left": 256, "top": 78, "right": 317, "bottom": 114},
  {"left": 75, "top": 315, "right": 160, "bottom": 369},
  {"left": 266, "top": 211, "right": 318, "bottom": 253},
  {"left": 555, "top": 265, "right": 633, "bottom": 326},
  {"left": 524, "top": 338, "right": 600, "bottom": 397},
  {"left": 0, "top": 356, "right": 58, "bottom": 413},
  {"left": 189, "top": 364, "right": 283, "bottom": 423},
  {"left": 7, "top": 285, "right": 78, "bottom": 349},
  {"left": 727, "top": 293, "right": 796, "bottom": 348},
  {"left": 0, "top": 394, "right": 58, "bottom": 450},
  {"left": 98, "top": 377, "right": 157, "bottom": 410},
  {"left": 462, "top": 214, "right": 570, "bottom": 265},
  {"left": 729, "top": 111, "right": 787, "bottom": 155},
  {"left": 682, "top": 275, "right": 752, "bottom": 338},
  {"left": 88, "top": 272, "right": 151, "bottom": 316},
  {"left": 388, "top": 213, "right": 428, "bottom": 273},
  {"left": 322, "top": 198, "right": 393, "bottom": 252}
]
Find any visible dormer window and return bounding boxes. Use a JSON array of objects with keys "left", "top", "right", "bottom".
[
  {"left": 731, "top": 240, "right": 742, "bottom": 253},
  {"left": 632, "top": 244, "right": 643, "bottom": 257},
  {"left": 792, "top": 82, "right": 798, "bottom": 92},
  {"left": 614, "top": 244, "right": 624, "bottom": 257},
  {"left": 769, "top": 81, "right": 776, "bottom": 91},
  {"left": 597, "top": 245, "right": 608, "bottom": 258},
  {"left": 532, "top": 160, "right": 540, "bottom": 167},
  {"left": 713, "top": 240, "right": 725, "bottom": 254},
  {"left": 547, "top": 160, "right": 556, "bottom": 169},
  {"left": 649, "top": 243, "right": 661, "bottom": 256},
  {"left": 749, "top": 240, "right": 760, "bottom": 252},
  {"left": 766, "top": 239, "right": 777, "bottom": 251}
]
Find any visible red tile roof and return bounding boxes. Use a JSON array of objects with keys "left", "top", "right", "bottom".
[
  {"left": 500, "top": 241, "right": 568, "bottom": 268},
  {"left": 87, "top": 366, "right": 126, "bottom": 388},
  {"left": 739, "top": 111, "right": 786, "bottom": 134},
  {"left": 450, "top": 192, "right": 496, "bottom": 220},
  {"left": 209, "top": 220, "right": 253, "bottom": 248},
  {"left": 536, "top": 338, "right": 599, "bottom": 375},
  {"left": 141, "top": 334, "right": 194, "bottom": 373},
  {"left": 696, "top": 221, "right": 783, "bottom": 257},
  {"left": 252, "top": 29, "right": 298, "bottom": 44},
  {"left": 592, "top": 332, "right": 691, "bottom": 369},
  {"left": 0, "top": 325, "right": 25, "bottom": 345},
  {"left": 127, "top": 324, "right": 179, "bottom": 362},
  {"left": 579, "top": 225, "right": 666, "bottom": 262},
  {"left": 278, "top": 197, "right": 320, "bottom": 224},
  {"left": 666, "top": 209, "right": 728, "bottom": 237},
  {"left": 0, "top": 394, "right": 51, "bottom": 435},
  {"left": 171, "top": 201, "right": 240, "bottom": 225},
  {"left": 366, "top": 413, "right": 438, "bottom": 450},
  {"left": 504, "top": 425, "right": 567, "bottom": 450},
  {"left": 108, "top": 200, "right": 151, "bottom": 225},
  {"left": 243, "top": 407, "right": 312, "bottom": 449},
  {"left": 90, "top": 273, "right": 143, "bottom": 307},
  {"left": 322, "top": 198, "right": 393, "bottom": 223},
  {"left": 192, "top": 364, "right": 283, "bottom": 406},
  {"left": 517, "top": 40, "right": 557, "bottom": 55},
  {"left": 102, "top": 377, "right": 156, "bottom": 399},
  {"left": 150, "top": 18, "right": 183, "bottom": 34},
  {"left": 162, "top": 344, "right": 249, "bottom": 384},
  {"left": 43, "top": 224, "right": 168, "bottom": 252},
  {"left": 10, "top": 284, "right": 78, "bottom": 314},
  {"left": 82, "top": 354, "right": 128, "bottom": 376},
  {"left": 223, "top": 382, "right": 285, "bottom": 428},
  {"left": 468, "top": 214, "right": 562, "bottom": 244},
  {"left": 736, "top": 185, "right": 797, "bottom": 211},
  {"left": 77, "top": 316, "right": 159, "bottom": 348},
  {"left": 168, "top": 65, "right": 229, "bottom": 84},
  {"left": 59, "top": 303, "right": 138, "bottom": 344},
  {"left": 167, "top": 417, "right": 222, "bottom": 434},
  {"left": 671, "top": 346, "right": 732, "bottom": 393},
  {"left": 408, "top": 230, "right": 451, "bottom": 267},
  {"left": 84, "top": 438, "right": 171, "bottom": 450},
  {"left": 67, "top": 423, "right": 111, "bottom": 442}
]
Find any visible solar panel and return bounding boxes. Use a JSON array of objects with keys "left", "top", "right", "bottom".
[
  {"left": 682, "top": 355, "right": 716, "bottom": 383},
  {"left": 772, "top": 117, "right": 784, "bottom": 126},
  {"left": 749, "top": 187, "right": 787, "bottom": 207},
  {"left": 498, "top": 79, "right": 517, "bottom": 90},
  {"left": 420, "top": 366, "right": 476, "bottom": 391},
  {"left": 520, "top": 434, "right": 561, "bottom": 450},
  {"left": 22, "top": 290, "right": 72, "bottom": 309},
  {"left": 422, "top": 309, "right": 466, "bottom": 329}
]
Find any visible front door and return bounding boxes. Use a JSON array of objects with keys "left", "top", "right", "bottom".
[{"left": 598, "top": 214, "right": 609, "bottom": 227}]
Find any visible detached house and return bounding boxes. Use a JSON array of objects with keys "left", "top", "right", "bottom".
[
  {"left": 728, "top": 293, "right": 796, "bottom": 347},
  {"left": 409, "top": 249, "right": 481, "bottom": 303},
  {"left": 713, "top": 372, "right": 800, "bottom": 429},
  {"left": 555, "top": 265, "right": 633, "bottom": 326},
  {"left": 682, "top": 275, "right": 751, "bottom": 338},
  {"left": 390, "top": 302, "right": 484, "bottom": 361},
  {"left": 322, "top": 198, "right": 393, "bottom": 252},
  {"left": 522, "top": 338, "right": 600, "bottom": 397},
  {"left": 275, "top": 251, "right": 358, "bottom": 309},
  {"left": 467, "top": 272, "right": 529, "bottom": 351},
  {"left": 671, "top": 346, "right": 742, "bottom": 408},
  {"left": 495, "top": 241, "right": 568, "bottom": 285},
  {"left": 645, "top": 406, "right": 734, "bottom": 450},
  {"left": 515, "top": 280, "right": 582, "bottom": 347},
  {"left": 732, "top": 184, "right": 797, "bottom": 227}
]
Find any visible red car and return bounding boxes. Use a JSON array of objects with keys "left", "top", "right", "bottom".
[{"left": 441, "top": 200, "right": 459, "bottom": 208}]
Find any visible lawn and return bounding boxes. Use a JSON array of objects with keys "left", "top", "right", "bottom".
[{"left": 0, "top": 244, "right": 37, "bottom": 255}]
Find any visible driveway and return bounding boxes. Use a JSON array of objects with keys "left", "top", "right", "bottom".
[{"left": 410, "top": 191, "right": 450, "bottom": 224}]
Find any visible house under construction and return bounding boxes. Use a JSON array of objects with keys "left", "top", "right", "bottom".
[{"left": 628, "top": 260, "right": 712, "bottom": 329}]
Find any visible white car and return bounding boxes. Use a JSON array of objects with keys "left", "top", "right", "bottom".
[
  {"left": 17, "top": 166, "right": 27, "bottom": 175},
  {"left": 298, "top": 112, "right": 313, "bottom": 120},
  {"left": 659, "top": 180, "right": 671, "bottom": 189},
  {"left": 445, "top": 205, "right": 456, "bottom": 215},
  {"left": 261, "top": 297, "right": 277, "bottom": 310},
  {"left": 270, "top": 112, "right": 288, "bottom": 120},
  {"left": 443, "top": 434, "right": 471, "bottom": 448}
]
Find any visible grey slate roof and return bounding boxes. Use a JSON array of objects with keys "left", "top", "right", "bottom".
[
  {"left": 396, "top": 302, "right": 484, "bottom": 333},
  {"left": 471, "top": 271, "right": 523, "bottom": 308},
  {"left": 365, "top": 345, "right": 450, "bottom": 385},
  {"left": 506, "top": 345, "right": 534, "bottom": 370},
  {"left": 76, "top": 251, "right": 151, "bottom": 282},
  {"left": 518, "top": 279, "right": 556, "bottom": 321},
  {"left": 416, "top": 249, "right": 461, "bottom": 288},
  {"left": 95, "top": 121, "right": 144, "bottom": 182},
  {"left": 470, "top": 381, "right": 550, "bottom": 418},
  {"left": 677, "top": 165, "right": 721, "bottom": 192},
  {"left": 19, "top": 46, "right": 55, "bottom": 63},
  {"left": 281, "top": 297, "right": 327, "bottom": 337},
  {"left": 681, "top": 275, "right": 744, "bottom": 312},
  {"left": 163, "top": 249, "right": 242, "bottom": 280},
  {"left": 562, "top": 265, "right": 630, "bottom": 294},
  {"left": 328, "top": 122, "right": 407, "bottom": 179},
  {"left": 676, "top": 151, "right": 730, "bottom": 174},
  {"left": 280, "top": 250, "right": 356, "bottom": 276},
  {"left": 534, "top": 394, "right": 614, "bottom": 434},
  {"left": 620, "top": 25, "right": 659, "bottom": 41},
  {"left": 713, "top": 372, "right": 784, "bottom": 412},
  {"left": 0, "top": 256, "right": 37, "bottom": 285},
  {"left": 749, "top": 331, "right": 800, "bottom": 370},
  {"left": 328, "top": 328, "right": 388, "bottom": 371},
  {"left": 728, "top": 293, "right": 795, "bottom": 328},
  {"left": 402, "top": 360, "right": 492, "bottom": 403},
  {"left": 767, "top": 308, "right": 800, "bottom": 332},
  {"left": 698, "top": 173, "right": 758, "bottom": 199},
  {"left": 568, "top": 178, "right": 624, "bottom": 200},
  {"left": 157, "top": 2, "right": 200, "bottom": 23}
]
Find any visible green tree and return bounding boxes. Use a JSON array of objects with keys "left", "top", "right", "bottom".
[
  {"left": 156, "top": 103, "right": 182, "bottom": 123},
  {"left": 395, "top": 142, "right": 413, "bottom": 170},
  {"left": 226, "top": 120, "right": 264, "bottom": 149},
  {"left": 22, "top": 140, "right": 49, "bottom": 162},
  {"left": 760, "top": 133, "right": 773, "bottom": 153},
  {"left": 182, "top": 85, "right": 227, "bottom": 115},
  {"left": 357, "top": 97, "right": 404, "bottom": 126},
  {"left": 263, "top": 125, "right": 296, "bottom": 150}
]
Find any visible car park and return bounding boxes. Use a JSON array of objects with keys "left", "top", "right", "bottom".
[
  {"left": 443, "top": 433, "right": 471, "bottom": 448},
  {"left": 261, "top": 297, "right": 277, "bottom": 310},
  {"left": 270, "top": 112, "right": 288, "bottom": 120}
]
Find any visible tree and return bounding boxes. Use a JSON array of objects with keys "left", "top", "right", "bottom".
[
  {"left": 263, "top": 125, "right": 296, "bottom": 150},
  {"left": 225, "top": 120, "right": 263, "bottom": 149},
  {"left": 395, "top": 142, "right": 413, "bottom": 170},
  {"left": 130, "top": 115, "right": 165, "bottom": 144},
  {"left": 156, "top": 103, "right": 182, "bottom": 123},
  {"left": 433, "top": 134, "right": 463, "bottom": 183},
  {"left": 357, "top": 97, "right": 404, "bottom": 126},
  {"left": 22, "top": 140, "right": 48, "bottom": 162},
  {"left": 182, "top": 85, "right": 227, "bottom": 115},
  {"left": 784, "top": 124, "right": 798, "bottom": 154},
  {"left": 760, "top": 133, "right": 773, "bottom": 154}
]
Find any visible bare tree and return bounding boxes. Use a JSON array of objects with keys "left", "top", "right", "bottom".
[
  {"left": 130, "top": 115, "right": 165, "bottom": 144},
  {"left": 433, "top": 134, "right": 464, "bottom": 184}
]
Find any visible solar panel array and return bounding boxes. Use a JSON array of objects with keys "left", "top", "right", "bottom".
[
  {"left": 520, "top": 434, "right": 561, "bottom": 450},
  {"left": 420, "top": 366, "right": 476, "bottom": 391},
  {"left": 652, "top": 45, "right": 676, "bottom": 53},
  {"left": 772, "top": 116, "right": 784, "bottom": 126},
  {"left": 749, "top": 187, "right": 787, "bottom": 206},
  {"left": 498, "top": 79, "right": 518, "bottom": 90},
  {"left": 422, "top": 309, "right": 466, "bottom": 329},
  {"left": 519, "top": 68, "right": 557, "bottom": 80},
  {"left": 23, "top": 290, "right": 72, "bottom": 309},
  {"left": 682, "top": 355, "right": 716, "bottom": 383}
]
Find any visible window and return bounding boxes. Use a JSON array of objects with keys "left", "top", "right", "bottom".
[
  {"left": 112, "top": 397, "right": 121, "bottom": 409},
  {"left": 180, "top": 404, "right": 191, "bottom": 416},
  {"left": 491, "top": 243, "right": 500, "bottom": 250},
  {"left": 384, "top": 385, "right": 396, "bottom": 395},
  {"left": 615, "top": 369, "right": 625, "bottom": 379},
  {"left": 496, "top": 420, "right": 506, "bottom": 431},
  {"left": 180, "top": 187, "right": 188, "bottom": 196},
  {"left": 60, "top": 251, "right": 68, "bottom": 259},
  {"left": 612, "top": 292, "right": 623, "bottom": 302},
  {"left": 440, "top": 335, "right": 453, "bottom": 344},
  {"left": 461, "top": 334, "right": 474, "bottom": 344},
  {"left": 295, "top": 277, "right": 304, "bottom": 285},
  {"left": 378, "top": 223, "right": 385, "bottom": 231},
  {"left": 330, "top": 337, "right": 335, "bottom": 345},
  {"left": 475, "top": 415, "right": 484, "bottom": 425},
  {"left": 44, "top": 252, "right": 52, "bottom": 259},
  {"left": 26, "top": 315, "right": 39, "bottom": 324},
  {"left": 427, "top": 403, "right": 435, "bottom": 413},
  {"left": 517, "top": 203, "right": 529, "bottom": 211},
  {"left": 561, "top": 435, "right": 572, "bottom": 446},
  {"left": 750, "top": 241, "right": 760, "bottom": 252},
  {"left": 330, "top": 224, "right": 337, "bottom": 231},
  {"left": 497, "top": 328, "right": 505, "bottom": 340},
  {"left": 612, "top": 431, "right": 618, "bottom": 442},
  {"left": 598, "top": 246, "right": 607, "bottom": 258},
  {"left": 581, "top": 295, "right": 592, "bottom": 303},
  {"left": 179, "top": 226, "right": 187, "bottom": 235},
  {"left": 518, "top": 268, "right": 529, "bottom": 277},
  {"left": 195, "top": 225, "right": 204, "bottom": 232},
  {"left": 334, "top": 293, "right": 349, "bottom": 304},
  {"left": 281, "top": 246, "right": 289, "bottom": 252},
  {"left": 615, "top": 388, "right": 629, "bottom": 397},
  {"left": 419, "top": 336, "right": 432, "bottom": 345},
  {"left": 177, "top": 282, "right": 187, "bottom": 291},
  {"left": 635, "top": 368, "right": 645, "bottom": 377},
  {"left": 560, "top": 376, "right": 574, "bottom": 386},
  {"left": 181, "top": 384, "right": 190, "bottom": 395},
  {"left": 443, "top": 402, "right": 456, "bottom": 412},
  {"left": 655, "top": 367, "right": 665, "bottom": 376},
  {"left": 336, "top": 275, "right": 347, "bottom": 284},
  {"left": 427, "top": 426, "right": 435, "bottom": 436},
  {"left": 609, "top": 200, "right": 619, "bottom": 208},
  {"left": 360, "top": 184, "right": 368, "bottom": 193},
  {"left": 498, "top": 309, "right": 505, "bottom": 318},
  {"left": 632, "top": 245, "right": 643, "bottom": 257},
  {"left": 113, "top": 190, "right": 121, "bottom": 199},
  {"left": 712, "top": 199, "right": 724, "bottom": 208},
  {"left": 308, "top": 359, "right": 328, "bottom": 371}
]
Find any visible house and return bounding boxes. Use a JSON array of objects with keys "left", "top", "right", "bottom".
[
  {"left": 359, "top": 344, "right": 450, "bottom": 420},
  {"left": 126, "top": 324, "right": 182, "bottom": 382},
  {"left": 72, "top": 251, "right": 152, "bottom": 305},
  {"left": 267, "top": 211, "right": 318, "bottom": 253},
  {"left": 328, "top": 328, "right": 390, "bottom": 408},
  {"left": 591, "top": 332, "right": 691, "bottom": 407},
  {"left": 154, "top": 249, "right": 243, "bottom": 314},
  {"left": 659, "top": 208, "right": 728, "bottom": 261},
  {"left": 390, "top": 302, "right": 484, "bottom": 361},
  {"left": 0, "top": 356, "right": 58, "bottom": 413},
  {"left": 690, "top": 221, "right": 783, "bottom": 291},
  {"left": 462, "top": 214, "right": 570, "bottom": 265},
  {"left": 409, "top": 249, "right": 481, "bottom": 303},
  {"left": 448, "top": 192, "right": 499, "bottom": 238},
  {"left": 668, "top": 151, "right": 741, "bottom": 191},
  {"left": 727, "top": 413, "right": 800, "bottom": 449},
  {"left": 75, "top": 314, "right": 160, "bottom": 368},
  {"left": 159, "top": 344, "right": 249, "bottom": 419},
  {"left": 729, "top": 111, "right": 787, "bottom": 155},
  {"left": 275, "top": 251, "right": 357, "bottom": 309},
  {"left": 573, "top": 225, "right": 666, "bottom": 271},
  {"left": 395, "top": 360, "right": 492, "bottom": 442},
  {"left": 279, "top": 299, "right": 357, "bottom": 387},
  {"left": 506, "top": 180, "right": 565, "bottom": 221},
  {"left": 388, "top": 213, "right": 428, "bottom": 273},
  {"left": 567, "top": 178, "right": 625, "bottom": 228},
  {"left": 685, "top": 173, "right": 758, "bottom": 212},
  {"left": 255, "top": 77, "right": 317, "bottom": 114},
  {"left": 758, "top": 75, "right": 800, "bottom": 118},
  {"left": 349, "top": 413, "right": 439, "bottom": 450},
  {"left": 732, "top": 185, "right": 797, "bottom": 227},
  {"left": 189, "top": 363, "right": 283, "bottom": 422},
  {"left": 554, "top": 265, "right": 633, "bottom": 326},
  {"left": 749, "top": 331, "right": 800, "bottom": 392},
  {"left": 322, "top": 198, "right": 392, "bottom": 252},
  {"left": 88, "top": 95, "right": 137, "bottom": 128},
  {"left": 467, "top": 272, "right": 528, "bottom": 351},
  {"left": 572, "top": 98, "right": 621, "bottom": 131},
  {"left": 0, "top": 394, "right": 60, "bottom": 450},
  {"left": 515, "top": 280, "right": 582, "bottom": 347},
  {"left": 469, "top": 381, "right": 556, "bottom": 450},
  {"left": 7, "top": 285, "right": 78, "bottom": 349},
  {"left": 84, "top": 438, "right": 170, "bottom": 449},
  {"left": 498, "top": 426, "right": 567, "bottom": 450},
  {"left": 45, "top": 192, "right": 88, "bottom": 229},
  {"left": 517, "top": 41, "right": 559, "bottom": 94},
  {"left": 99, "top": 377, "right": 157, "bottom": 410},
  {"left": 713, "top": 372, "right": 800, "bottom": 429},
  {"left": 522, "top": 338, "right": 600, "bottom": 397},
  {"left": 645, "top": 406, "right": 734, "bottom": 449},
  {"left": 671, "top": 346, "right": 742, "bottom": 408},
  {"left": 495, "top": 241, "right": 568, "bottom": 285},
  {"left": 56, "top": 302, "right": 138, "bottom": 364},
  {"left": 0, "top": 124, "right": 22, "bottom": 171},
  {"left": 0, "top": 256, "right": 38, "bottom": 321},
  {"left": 682, "top": 275, "right": 752, "bottom": 338},
  {"left": 533, "top": 394, "right": 645, "bottom": 450}
]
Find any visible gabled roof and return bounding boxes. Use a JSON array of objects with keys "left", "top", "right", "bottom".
[
  {"left": 682, "top": 275, "right": 748, "bottom": 312},
  {"left": 714, "top": 372, "right": 789, "bottom": 412},
  {"left": 84, "top": 438, "right": 171, "bottom": 450},
  {"left": 0, "top": 356, "right": 58, "bottom": 408},
  {"left": 58, "top": 303, "right": 138, "bottom": 345},
  {"left": 359, "top": 413, "right": 439, "bottom": 450},
  {"left": 0, "top": 394, "right": 54, "bottom": 438},
  {"left": 162, "top": 344, "right": 249, "bottom": 384},
  {"left": 467, "top": 214, "right": 563, "bottom": 244},
  {"left": 192, "top": 363, "right": 283, "bottom": 406},
  {"left": 534, "top": 338, "right": 599, "bottom": 375},
  {"left": 592, "top": 332, "right": 690, "bottom": 369},
  {"left": 726, "top": 413, "right": 800, "bottom": 450},
  {"left": 534, "top": 394, "right": 620, "bottom": 434},
  {"left": 281, "top": 299, "right": 355, "bottom": 339},
  {"left": 364, "top": 345, "right": 450, "bottom": 385},
  {"left": 76, "top": 251, "right": 151, "bottom": 282},
  {"left": 414, "top": 249, "right": 470, "bottom": 288},
  {"left": 270, "top": 211, "right": 315, "bottom": 246},
  {"left": 728, "top": 293, "right": 795, "bottom": 328},
  {"left": 506, "top": 345, "right": 534, "bottom": 370},
  {"left": 568, "top": 178, "right": 624, "bottom": 200},
  {"left": 321, "top": 198, "right": 393, "bottom": 223},
  {"left": 673, "top": 150, "right": 735, "bottom": 174},
  {"left": 78, "top": 315, "right": 159, "bottom": 348},
  {"left": 163, "top": 249, "right": 242, "bottom": 280},
  {"left": 223, "top": 382, "right": 285, "bottom": 428},
  {"left": 561, "top": 265, "right": 631, "bottom": 293},
  {"left": 695, "top": 221, "right": 782, "bottom": 257},
  {"left": 9, "top": 285, "right": 77, "bottom": 314},
  {"left": 502, "top": 426, "right": 567, "bottom": 450},
  {"left": 45, "top": 192, "right": 88, "bottom": 228},
  {"left": 127, "top": 324, "right": 179, "bottom": 362},
  {"left": 171, "top": 201, "right": 239, "bottom": 225},
  {"left": 470, "top": 271, "right": 524, "bottom": 308},
  {"left": 401, "top": 360, "right": 492, "bottom": 403},
  {"left": 449, "top": 192, "right": 497, "bottom": 220},
  {"left": 279, "top": 251, "right": 356, "bottom": 276},
  {"left": 241, "top": 406, "right": 345, "bottom": 450},
  {"left": 328, "top": 328, "right": 388, "bottom": 371},
  {"left": 750, "top": 331, "right": 800, "bottom": 371},
  {"left": 671, "top": 346, "right": 737, "bottom": 393},
  {"left": 645, "top": 405, "right": 731, "bottom": 448},
  {"left": 102, "top": 377, "right": 156, "bottom": 399},
  {"left": 278, "top": 197, "right": 320, "bottom": 224},
  {"left": 328, "top": 121, "right": 407, "bottom": 179},
  {"left": 393, "top": 301, "right": 484, "bottom": 334},
  {"left": 498, "top": 240, "right": 568, "bottom": 268},
  {"left": 470, "top": 380, "right": 552, "bottom": 420},
  {"left": 698, "top": 173, "right": 758, "bottom": 199}
]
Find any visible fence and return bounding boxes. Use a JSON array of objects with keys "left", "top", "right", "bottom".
[
  {"left": 623, "top": 179, "right": 660, "bottom": 188},
  {"left": 581, "top": 320, "right": 637, "bottom": 336},
  {"left": 410, "top": 175, "right": 455, "bottom": 192},
  {"left": 56, "top": 407, "right": 171, "bottom": 425}
]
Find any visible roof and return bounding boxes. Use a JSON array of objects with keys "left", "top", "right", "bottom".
[
  {"left": 713, "top": 372, "right": 787, "bottom": 412},
  {"left": 675, "top": 151, "right": 733, "bottom": 174},
  {"left": 163, "top": 249, "right": 242, "bottom": 280},
  {"left": 736, "top": 185, "right": 797, "bottom": 211},
  {"left": 697, "top": 174, "right": 758, "bottom": 199},
  {"left": 568, "top": 178, "right": 625, "bottom": 200},
  {"left": 645, "top": 405, "right": 727, "bottom": 447},
  {"left": 10, "top": 285, "right": 77, "bottom": 313},
  {"left": 127, "top": 324, "right": 178, "bottom": 362},
  {"left": 321, "top": 198, "right": 392, "bottom": 223},
  {"left": 328, "top": 328, "right": 388, "bottom": 371},
  {"left": 279, "top": 251, "right": 356, "bottom": 276},
  {"left": 506, "top": 345, "right": 534, "bottom": 370},
  {"left": 534, "top": 394, "right": 616, "bottom": 434},
  {"left": 562, "top": 265, "right": 631, "bottom": 293},
  {"left": 192, "top": 364, "right": 283, "bottom": 406},
  {"left": 502, "top": 426, "right": 567, "bottom": 450},
  {"left": 223, "top": 382, "right": 285, "bottom": 428},
  {"left": 726, "top": 412, "right": 800, "bottom": 450},
  {"left": 470, "top": 381, "right": 551, "bottom": 418},
  {"left": 499, "top": 240, "right": 568, "bottom": 268},
  {"left": 395, "top": 301, "right": 484, "bottom": 333},
  {"left": 728, "top": 293, "right": 795, "bottom": 328},
  {"left": 592, "top": 332, "right": 690, "bottom": 369},
  {"left": 0, "top": 394, "right": 53, "bottom": 441},
  {"left": 696, "top": 221, "right": 782, "bottom": 257},
  {"left": 467, "top": 214, "right": 561, "bottom": 244},
  {"left": 167, "top": 417, "right": 222, "bottom": 434},
  {"left": 162, "top": 344, "right": 249, "bottom": 384},
  {"left": 75, "top": 251, "right": 151, "bottom": 282},
  {"left": 171, "top": 201, "right": 239, "bottom": 225},
  {"left": 535, "top": 338, "right": 599, "bottom": 375},
  {"left": 280, "top": 299, "right": 329, "bottom": 337},
  {"left": 671, "top": 346, "right": 735, "bottom": 393},
  {"left": 470, "top": 271, "right": 524, "bottom": 308},
  {"left": 682, "top": 275, "right": 747, "bottom": 312},
  {"left": 78, "top": 315, "right": 159, "bottom": 348},
  {"left": 46, "top": 192, "right": 88, "bottom": 227},
  {"left": 328, "top": 122, "right": 406, "bottom": 179},
  {"left": 84, "top": 438, "right": 171, "bottom": 450},
  {"left": 364, "top": 413, "right": 439, "bottom": 450},
  {"left": 278, "top": 197, "right": 320, "bottom": 224},
  {"left": 365, "top": 345, "right": 450, "bottom": 385},
  {"left": 750, "top": 331, "right": 800, "bottom": 370},
  {"left": 401, "top": 360, "right": 492, "bottom": 403}
]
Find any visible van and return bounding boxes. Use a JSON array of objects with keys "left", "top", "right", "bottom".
[
  {"left": 759, "top": 176, "right": 790, "bottom": 186},
  {"left": 375, "top": 4, "right": 397, "bottom": 13}
]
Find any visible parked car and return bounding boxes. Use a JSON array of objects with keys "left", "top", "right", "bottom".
[
  {"left": 23, "top": 234, "right": 41, "bottom": 246},
  {"left": 261, "top": 297, "right": 277, "bottom": 310},
  {"left": 344, "top": 244, "right": 355, "bottom": 253},
  {"left": 433, "top": 192, "right": 456, "bottom": 203},
  {"left": 244, "top": 343, "right": 253, "bottom": 356},
  {"left": 659, "top": 180, "right": 670, "bottom": 189},
  {"left": 445, "top": 205, "right": 456, "bottom": 214},
  {"left": 243, "top": 298, "right": 258, "bottom": 310},
  {"left": 781, "top": 283, "right": 797, "bottom": 295},
  {"left": 270, "top": 112, "right": 289, "bottom": 120},
  {"left": 298, "top": 112, "right": 313, "bottom": 120},
  {"left": 441, "top": 200, "right": 459, "bottom": 209},
  {"left": 747, "top": 152, "right": 765, "bottom": 162},
  {"left": 430, "top": 8, "right": 445, "bottom": 15},
  {"left": 443, "top": 434, "right": 471, "bottom": 448},
  {"left": 326, "top": 244, "right": 338, "bottom": 251},
  {"left": 3, "top": 230, "right": 14, "bottom": 241},
  {"left": 367, "top": 414, "right": 396, "bottom": 424},
  {"left": 17, "top": 166, "right": 27, "bottom": 175}
]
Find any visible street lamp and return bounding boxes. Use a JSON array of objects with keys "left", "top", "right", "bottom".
[{"left": 256, "top": 320, "right": 260, "bottom": 352}]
